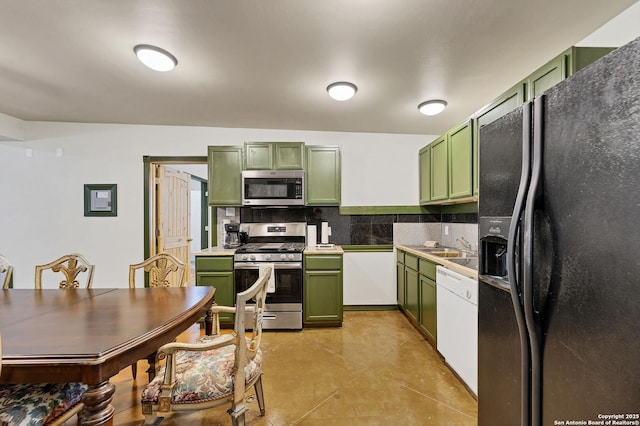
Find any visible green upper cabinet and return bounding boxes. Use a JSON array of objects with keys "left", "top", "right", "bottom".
[
  {"left": 207, "top": 146, "right": 243, "bottom": 206},
  {"left": 527, "top": 55, "right": 565, "bottom": 99},
  {"left": 244, "top": 142, "right": 305, "bottom": 170},
  {"left": 430, "top": 135, "right": 448, "bottom": 202},
  {"left": 305, "top": 145, "right": 341, "bottom": 206},
  {"left": 418, "top": 46, "right": 613, "bottom": 205},
  {"left": 527, "top": 46, "right": 614, "bottom": 100},
  {"left": 418, "top": 145, "right": 431, "bottom": 204},
  {"left": 473, "top": 82, "right": 526, "bottom": 195},
  {"left": 565, "top": 47, "right": 614, "bottom": 76},
  {"left": 447, "top": 119, "right": 474, "bottom": 200}
]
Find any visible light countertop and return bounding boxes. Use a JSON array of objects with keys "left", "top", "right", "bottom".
[
  {"left": 303, "top": 245, "right": 344, "bottom": 255},
  {"left": 193, "top": 246, "right": 344, "bottom": 256},
  {"left": 193, "top": 247, "right": 237, "bottom": 256},
  {"left": 395, "top": 244, "right": 478, "bottom": 280}
]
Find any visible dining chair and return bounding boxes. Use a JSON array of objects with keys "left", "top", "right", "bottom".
[
  {"left": 141, "top": 266, "right": 272, "bottom": 426},
  {"left": 0, "top": 331, "right": 88, "bottom": 426},
  {"left": 0, "top": 254, "right": 12, "bottom": 289},
  {"left": 128, "top": 252, "right": 186, "bottom": 380},
  {"left": 34, "top": 253, "right": 95, "bottom": 289},
  {"left": 128, "top": 252, "right": 186, "bottom": 289}
]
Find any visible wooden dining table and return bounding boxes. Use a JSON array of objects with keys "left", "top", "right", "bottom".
[{"left": 0, "top": 286, "right": 216, "bottom": 426}]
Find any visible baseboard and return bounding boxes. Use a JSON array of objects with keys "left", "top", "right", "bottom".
[{"left": 343, "top": 305, "right": 400, "bottom": 311}]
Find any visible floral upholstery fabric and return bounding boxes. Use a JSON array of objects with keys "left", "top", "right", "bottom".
[
  {"left": 0, "top": 382, "right": 87, "bottom": 426},
  {"left": 141, "top": 341, "right": 263, "bottom": 406}
]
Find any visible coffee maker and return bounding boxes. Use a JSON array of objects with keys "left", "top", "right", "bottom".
[{"left": 224, "top": 223, "right": 242, "bottom": 249}]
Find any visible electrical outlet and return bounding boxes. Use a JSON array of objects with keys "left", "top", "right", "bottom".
[{"left": 444, "top": 225, "right": 449, "bottom": 236}]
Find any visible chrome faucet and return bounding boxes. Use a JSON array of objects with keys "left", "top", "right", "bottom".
[{"left": 456, "top": 237, "right": 474, "bottom": 253}]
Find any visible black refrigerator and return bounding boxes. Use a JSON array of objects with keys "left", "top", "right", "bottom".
[{"left": 478, "top": 36, "right": 640, "bottom": 426}]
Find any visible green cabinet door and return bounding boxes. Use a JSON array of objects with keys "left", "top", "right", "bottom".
[
  {"left": 419, "top": 145, "right": 431, "bottom": 205},
  {"left": 303, "top": 254, "right": 343, "bottom": 326},
  {"left": 274, "top": 142, "right": 305, "bottom": 169},
  {"left": 474, "top": 82, "right": 526, "bottom": 195},
  {"left": 527, "top": 47, "right": 614, "bottom": 100},
  {"left": 404, "top": 253, "right": 419, "bottom": 323},
  {"left": 244, "top": 142, "right": 305, "bottom": 170},
  {"left": 419, "top": 274, "right": 437, "bottom": 344},
  {"left": 244, "top": 143, "right": 272, "bottom": 170},
  {"left": 195, "top": 256, "right": 235, "bottom": 326},
  {"left": 305, "top": 145, "right": 341, "bottom": 205},
  {"left": 207, "top": 146, "right": 243, "bottom": 206},
  {"left": 448, "top": 120, "right": 473, "bottom": 200},
  {"left": 396, "top": 251, "right": 406, "bottom": 308},
  {"left": 527, "top": 55, "right": 565, "bottom": 100},
  {"left": 430, "top": 135, "right": 448, "bottom": 202}
]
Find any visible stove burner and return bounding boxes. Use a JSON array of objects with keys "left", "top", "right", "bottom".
[{"left": 235, "top": 242, "right": 305, "bottom": 254}]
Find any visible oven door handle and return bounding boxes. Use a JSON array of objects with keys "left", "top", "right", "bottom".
[{"left": 234, "top": 262, "right": 302, "bottom": 270}]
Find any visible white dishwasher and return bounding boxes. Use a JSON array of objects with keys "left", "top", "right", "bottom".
[{"left": 436, "top": 265, "right": 478, "bottom": 395}]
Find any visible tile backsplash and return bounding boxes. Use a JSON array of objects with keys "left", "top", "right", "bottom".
[
  {"left": 214, "top": 206, "right": 478, "bottom": 249},
  {"left": 393, "top": 222, "right": 479, "bottom": 252}
]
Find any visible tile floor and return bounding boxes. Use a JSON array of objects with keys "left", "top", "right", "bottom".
[{"left": 109, "top": 310, "right": 477, "bottom": 425}]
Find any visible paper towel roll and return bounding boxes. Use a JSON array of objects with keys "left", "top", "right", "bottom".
[
  {"left": 321, "top": 222, "right": 329, "bottom": 244},
  {"left": 307, "top": 225, "right": 317, "bottom": 247}
]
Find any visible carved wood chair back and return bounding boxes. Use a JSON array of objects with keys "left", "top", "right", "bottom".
[
  {"left": 128, "top": 252, "right": 186, "bottom": 288},
  {"left": 127, "top": 252, "right": 186, "bottom": 380},
  {"left": 34, "top": 253, "right": 94, "bottom": 289},
  {"left": 0, "top": 254, "right": 13, "bottom": 289}
]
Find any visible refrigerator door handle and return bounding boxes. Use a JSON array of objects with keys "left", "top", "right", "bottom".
[
  {"left": 507, "top": 100, "right": 533, "bottom": 426},
  {"left": 523, "top": 95, "right": 545, "bottom": 426}
]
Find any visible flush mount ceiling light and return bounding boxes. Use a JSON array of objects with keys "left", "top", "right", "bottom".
[
  {"left": 418, "top": 100, "right": 448, "bottom": 116},
  {"left": 327, "top": 82, "right": 358, "bottom": 101},
  {"left": 133, "top": 44, "right": 178, "bottom": 72}
]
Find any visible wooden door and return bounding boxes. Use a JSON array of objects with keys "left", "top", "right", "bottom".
[{"left": 156, "top": 165, "right": 191, "bottom": 286}]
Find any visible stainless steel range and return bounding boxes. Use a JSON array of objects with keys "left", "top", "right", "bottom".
[{"left": 234, "top": 222, "right": 306, "bottom": 330}]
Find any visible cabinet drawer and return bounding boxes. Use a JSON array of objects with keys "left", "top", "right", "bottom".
[
  {"left": 397, "top": 250, "right": 405, "bottom": 264},
  {"left": 305, "top": 255, "right": 342, "bottom": 270},
  {"left": 405, "top": 253, "right": 419, "bottom": 271},
  {"left": 195, "top": 256, "right": 234, "bottom": 272},
  {"left": 419, "top": 258, "right": 437, "bottom": 280}
]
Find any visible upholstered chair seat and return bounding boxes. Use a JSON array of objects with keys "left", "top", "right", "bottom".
[
  {"left": 140, "top": 266, "right": 272, "bottom": 426},
  {"left": 141, "top": 336, "right": 263, "bottom": 407},
  {"left": 0, "top": 331, "right": 86, "bottom": 426},
  {"left": 0, "top": 382, "right": 87, "bottom": 426}
]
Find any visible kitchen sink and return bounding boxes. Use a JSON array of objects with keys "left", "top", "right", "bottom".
[{"left": 447, "top": 257, "right": 478, "bottom": 270}]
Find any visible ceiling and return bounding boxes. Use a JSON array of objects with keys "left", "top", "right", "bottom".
[{"left": 0, "top": 0, "right": 638, "bottom": 136}]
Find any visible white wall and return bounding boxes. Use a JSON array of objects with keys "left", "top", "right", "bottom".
[
  {"left": 577, "top": 1, "right": 640, "bottom": 47},
  {"left": 343, "top": 252, "right": 396, "bottom": 305},
  {"left": 0, "top": 121, "right": 430, "bottom": 288}
]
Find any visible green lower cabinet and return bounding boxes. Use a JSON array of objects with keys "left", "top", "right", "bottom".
[
  {"left": 403, "top": 253, "right": 420, "bottom": 323},
  {"left": 195, "top": 256, "right": 235, "bottom": 326},
  {"left": 303, "top": 254, "right": 343, "bottom": 326},
  {"left": 395, "top": 250, "right": 438, "bottom": 345},
  {"left": 396, "top": 260, "right": 406, "bottom": 308},
  {"left": 419, "top": 274, "right": 437, "bottom": 344},
  {"left": 405, "top": 266, "right": 419, "bottom": 323}
]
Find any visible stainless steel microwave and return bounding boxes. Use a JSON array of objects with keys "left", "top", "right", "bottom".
[{"left": 241, "top": 170, "right": 304, "bottom": 206}]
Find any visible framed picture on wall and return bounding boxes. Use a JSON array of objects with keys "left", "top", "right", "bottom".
[{"left": 84, "top": 184, "right": 117, "bottom": 217}]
